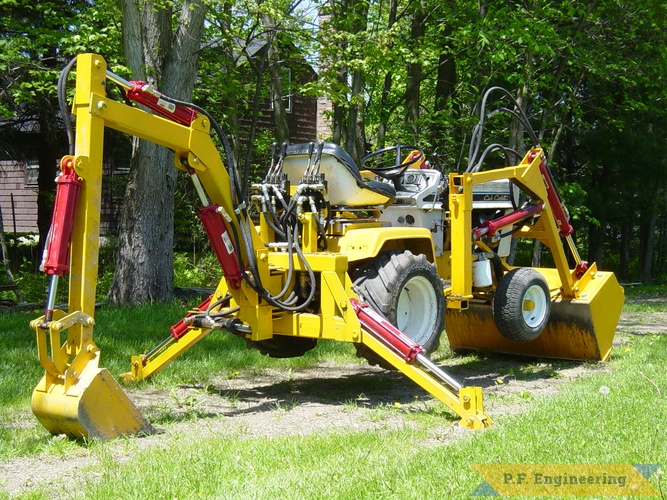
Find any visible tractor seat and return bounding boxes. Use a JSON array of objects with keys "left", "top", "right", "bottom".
[{"left": 280, "top": 142, "right": 396, "bottom": 207}]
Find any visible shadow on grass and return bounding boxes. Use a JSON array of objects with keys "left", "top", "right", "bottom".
[
  {"left": 137, "top": 351, "right": 589, "bottom": 427},
  {"left": 441, "top": 351, "right": 587, "bottom": 389}
]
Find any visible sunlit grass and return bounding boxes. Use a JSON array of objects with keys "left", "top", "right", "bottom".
[
  {"left": 18, "top": 332, "right": 664, "bottom": 499},
  {"left": 0, "top": 302, "right": 360, "bottom": 460},
  {"left": 3, "top": 295, "right": 666, "bottom": 498}
]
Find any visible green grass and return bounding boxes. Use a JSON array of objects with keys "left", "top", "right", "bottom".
[
  {"left": 0, "top": 302, "right": 358, "bottom": 462},
  {"left": 623, "top": 284, "right": 667, "bottom": 313},
  {"left": 624, "top": 284, "right": 667, "bottom": 298},
  {"left": 8, "top": 331, "right": 665, "bottom": 500},
  {"left": 1, "top": 296, "right": 666, "bottom": 498},
  {"left": 622, "top": 300, "right": 667, "bottom": 313}
]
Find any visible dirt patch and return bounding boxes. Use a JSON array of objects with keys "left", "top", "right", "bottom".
[
  {"left": 616, "top": 295, "right": 667, "bottom": 335},
  {"left": 2, "top": 303, "right": 666, "bottom": 498},
  {"left": 618, "top": 312, "right": 667, "bottom": 335}
]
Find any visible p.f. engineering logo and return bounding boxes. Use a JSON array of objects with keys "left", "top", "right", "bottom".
[{"left": 471, "top": 464, "right": 661, "bottom": 496}]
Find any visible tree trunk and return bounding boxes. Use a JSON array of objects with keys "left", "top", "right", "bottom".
[
  {"left": 343, "top": 0, "right": 368, "bottom": 163},
  {"left": 36, "top": 109, "right": 61, "bottom": 271},
  {"left": 110, "top": 0, "right": 206, "bottom": 304},
  {"left": 325, "top": 0, "right": 367, "bottom": 158},
  {"left": 330, "top": 3, "right": 346, "bottom": 146},
  {"left": 262, "top": 13, "right": 289, "bottom": 145},
  {"left": 619, "top": 222, "right": 631, "bottom": 281},
  {"left": 405, "top": 0, "right": 426, "bottom": 143},
  {"left": 376, "top": 0, "right": 397, "bottom": 150},
  {"left": 432, "top": 40, "right": 457, "bottom": 153},
  {"left": 587, "top": 222, "right": 604, "bottom": 269},
  {"left": 639, "top": 204, "right": 657, "bottom": 285},
  {"left": 346, "top": 69, "right": 365, "bottom": 164},
  {"left": 657, "top": 192, "right": 667, "bottom": 278}
]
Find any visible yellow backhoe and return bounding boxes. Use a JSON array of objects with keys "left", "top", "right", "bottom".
[{"left": 30, "top": 54, "right": 624, "bottom": 440}]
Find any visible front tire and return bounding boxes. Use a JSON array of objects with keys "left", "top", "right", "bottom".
[
  {"left": 493, "top": 268, "right": 551, "bottom": 342},
  {"left": 353, "top": 250, "right": 446, "bottom": 368}
]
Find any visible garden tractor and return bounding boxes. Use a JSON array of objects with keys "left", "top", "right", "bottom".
[{"left": 29, "top": 54, "right": 624, "bottom": 440}]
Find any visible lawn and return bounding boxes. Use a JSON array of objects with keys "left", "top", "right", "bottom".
[{"left": 0, "top": 288, "right": 665, "bottom": 499}]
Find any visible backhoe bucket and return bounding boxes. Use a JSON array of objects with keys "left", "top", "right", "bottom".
[
  {"left": 32, "top": 363, "right": 153, "bottom": 440},
  {"left": 30, "top": 312, "right": 153, "bottom": 440},
  {"left": 445, "top": 267, "right": 624, "bottom": 361}
]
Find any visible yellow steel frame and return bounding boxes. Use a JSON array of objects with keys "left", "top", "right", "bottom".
[
  {"left": 448, "top": 148, "right": 580, "bottom": 309},
  {"left": 444, "top": 147, "right": 624, "bottom": 362},
  {"left": 31, "top": 54, "right": 490, "bottom": 438}
]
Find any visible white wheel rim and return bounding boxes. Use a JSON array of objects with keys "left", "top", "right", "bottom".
[
  {"left": 522, "top": 284, "right": 548, "bottom": 329},
  {"left": 396, "top": 275, "right": 439, "bottom": 344}
]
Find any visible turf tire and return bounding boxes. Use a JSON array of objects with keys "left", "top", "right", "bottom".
[
  {"left": 493, "top": 268, "right": 551, "bottom": 342},
  {"left": 353, "top": 250, "right": 446, "bottom": 368}
]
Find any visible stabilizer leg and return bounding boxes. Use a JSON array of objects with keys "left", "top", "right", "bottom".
[{"left": 350, "top": 299, "right": 491, "bottom": 429}]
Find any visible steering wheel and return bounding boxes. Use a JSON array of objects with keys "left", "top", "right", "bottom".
[{"left": 360, "top": 145, "right": 424, "bottom": 179}]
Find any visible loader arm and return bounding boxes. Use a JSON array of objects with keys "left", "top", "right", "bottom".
[{"left": 445, "top": 148, "right": 624, "bottom": 361}]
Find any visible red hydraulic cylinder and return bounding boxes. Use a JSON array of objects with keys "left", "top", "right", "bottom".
[
  {"left": 350, "top": 298, "right": 423, "bottom": 361},
  {"left": 351, "top": 298, "right": 463, "bottom": 391},
  {"left": 169, "top": 295, "right": 213, "bottom": 340},
  {"left": 41, "top": 157, "right": 83, "bottom": 276},
  {"left": 473, "top": 202, "right": 544, "bottom": 241},
  {"left": 125, "top": 81, "right": 197, "bottom": 126},
  {"left": 198, "top": 205, "right": 242, "bottom": 289}
]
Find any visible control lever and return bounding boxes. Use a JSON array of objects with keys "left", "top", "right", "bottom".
[{"left": 312, "top": 141, "right": 324, "bottom": 177}]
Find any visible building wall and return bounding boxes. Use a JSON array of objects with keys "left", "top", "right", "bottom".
[
  {"left": 0, "top": 159, "right": 126, "bottom": 236},
  {"left": 316, "top": 95, "right": 332, "bottom": 140},
  {"left": 0, "top": 161, "right": 38, "bottom": 233}
]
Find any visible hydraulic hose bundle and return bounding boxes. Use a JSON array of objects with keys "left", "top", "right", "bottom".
[{"left": 57, "top": 57, "right": 320, "bottom": 314}]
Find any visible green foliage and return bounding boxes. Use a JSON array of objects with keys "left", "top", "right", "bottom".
[
  {"left": 173, "top": 252, "right": 221, "bottom": 288},
  {"left": 3, "top": 0, "right": 667, "bottom": 287},
  {"left": 0, "top": 0, "right": 124, "bottom": 114}
]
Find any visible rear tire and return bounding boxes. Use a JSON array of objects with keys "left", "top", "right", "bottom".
[
  {"left": 353, "top": 250, "right": 445, "bottom": 368},
  {"left": 493, "top": 268, "right": 551, "bottom": 342}
]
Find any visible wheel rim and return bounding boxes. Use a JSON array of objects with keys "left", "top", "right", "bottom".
[
  {"left": 396, "top": 275, "right": 439, "bottom": 345},
  {"left": 522, "top": 284, "right": 548, "bottom": 329}
]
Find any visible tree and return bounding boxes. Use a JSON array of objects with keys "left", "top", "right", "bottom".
[
  {"left": 319, "top": 0, "right": 370, "bottom": 163},
  {"left": 262, "top": 11, "right": 290, "bottom": 145},
  {"left": 0, "top": 0, "right": 123, "bottom": 262},
  {"left": 404, "top": 0, "right": 426, "bottom": 143},
  {"left": 109, "top": 0, "right": 207, "bottom": 304}
]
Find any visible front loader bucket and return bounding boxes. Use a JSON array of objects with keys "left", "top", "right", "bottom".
[
  {"left": 445, "top": 267, "right": 624, "bottom": 361},
  {"left": 32, "top": 365, "right": 153, "bottom": 440}
]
